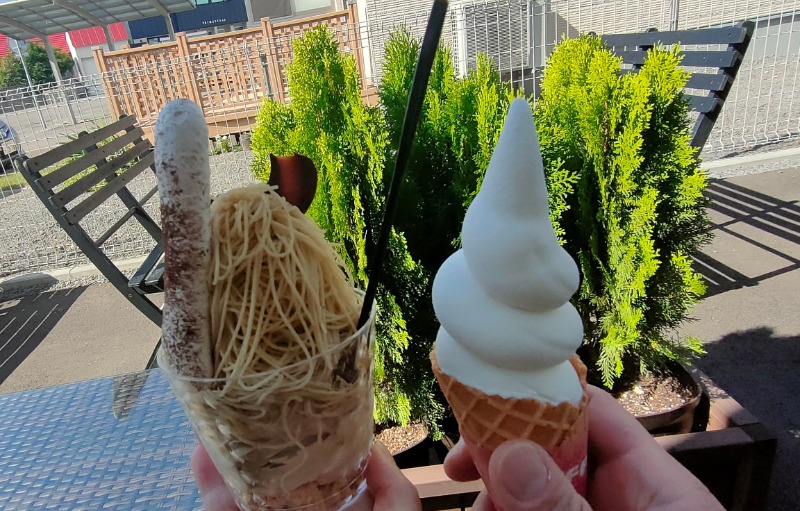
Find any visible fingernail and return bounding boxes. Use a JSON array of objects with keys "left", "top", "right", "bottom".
[{"left": 497, "top": 443, "right": 549, "bottom": 503}]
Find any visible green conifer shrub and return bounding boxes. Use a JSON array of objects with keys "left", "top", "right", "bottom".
[
  {"left": 251, "top": 26, "right": 439, "bottom": 433},
  {"left": 377, "top": 30, "right": 520, "bottom": 428},
  {"left": 380, "top": 28, "right": 517, "bottom": 271},
  {"left": 535, "top": 35, "right": 711, "bottom": 387}
]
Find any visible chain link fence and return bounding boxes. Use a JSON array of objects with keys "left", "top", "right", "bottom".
[{"left": 1, "top": 0, "right": 798, "bottom": 281}]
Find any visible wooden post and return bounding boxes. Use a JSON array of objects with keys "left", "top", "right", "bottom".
[
  {"left": 347, "top": 2, "right": 366, "bottom": 88},
  {"left": 176, "top": 32, "right": 204, "bottom": 111},
  {"left": 261, "top": 17, "right": 284, "bottom": 102},
  {"left": 93, "top": 46, "right": 123, "bottom": 119}
]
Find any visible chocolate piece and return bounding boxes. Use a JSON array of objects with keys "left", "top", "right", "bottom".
[{"left": 268, "top": 153, "right": 318, "bottom": 213}]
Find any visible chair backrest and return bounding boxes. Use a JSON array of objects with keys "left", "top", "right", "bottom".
[
  {"left": 15, "top": 115, "right": 162, "bottom": 325},
  {"left": 602, "top": 22, "right": 755, "bottom": 149}
]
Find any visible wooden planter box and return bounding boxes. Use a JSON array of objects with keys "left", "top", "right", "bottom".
[{"left": 401, "top": 367, "right": 777, "bottom": 511}]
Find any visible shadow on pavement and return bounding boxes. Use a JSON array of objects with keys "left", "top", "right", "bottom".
[
  {"left": 694, "top": 179, "right": 800, "bottom": 297},
  {"left": 0, "top": 286, "right": 86, "bottom": 385},
  {"left": 699, "top": 326, "right": 800, "bottom": 510}
]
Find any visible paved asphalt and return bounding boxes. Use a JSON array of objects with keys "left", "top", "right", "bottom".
[
  {"left": 0, "top": 168, "right": 797, "bottom": 510},
  {"left": 679, "top": 168, "right": 799, "bottom": 511}
]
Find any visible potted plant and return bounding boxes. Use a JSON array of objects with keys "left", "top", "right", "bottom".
[
  {"left": 249, "top": 28, "right": 776, "bottom": 502},
  {"left": 379, "top": 29, "right": 711, "bottom": 420},
  {"left": 533, "top": 35, "right": 712, "bottom": 431},
  {"left": 398, "top": 36, "right": 775, "bottom": 510}
]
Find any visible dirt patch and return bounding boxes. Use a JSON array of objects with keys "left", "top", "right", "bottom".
[
  {"left": 614, "top": 372, "right": 698, "bottom": 417},
  {"left": 375, "top": 422, "right": 428, "bottom": 455}
]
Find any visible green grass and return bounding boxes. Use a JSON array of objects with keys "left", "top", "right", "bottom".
[{"left": 0, "top": 172, "right": 26, "bottom": 192}]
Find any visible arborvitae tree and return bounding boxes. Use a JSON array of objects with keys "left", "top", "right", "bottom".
[
  {"left": 535, "top": 36, "right": 710, "bottom": 387},
  {"left": 378, "top": 29, "right": 518, "bottom": 429},
  {"left": 381, "top": 28, "right": 517, "bottom": 271},
  {"left": 251, "top": 26, "right": 437, "bottom": 433},
  {"left": 0, "top": 54, "right": 26, "bottom": 89}
]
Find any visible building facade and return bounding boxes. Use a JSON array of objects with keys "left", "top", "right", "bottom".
[
  {"left": 248, "top": 0, "right": 345, "bottom": 23},
  {"left": 127, "top": 0, "right": 249, "bottom": 45},
  {"left": 67, "top": 24, "right": 129, "bottom": 77}
]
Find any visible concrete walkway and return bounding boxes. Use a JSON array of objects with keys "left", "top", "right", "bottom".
[
  {"left": 0, "top": 284, "right": 161, "bottom": 393},
  {"left": 679, "top": 168, "right": 799, "bottom": 510},
  {"left": 0, "top": 168, "right": 797, "bottom": 509}
]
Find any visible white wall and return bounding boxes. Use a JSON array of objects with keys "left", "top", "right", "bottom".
[{"left": 70, "top": 39, "right": 124, "bottom": 78}]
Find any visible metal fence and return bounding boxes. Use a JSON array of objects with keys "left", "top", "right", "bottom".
[
  {"left": 1, "top": 0, "right": 798, "bottom": 282},
  {"left": 363, "top": 0, "right": 800, "bottom": 155},
  {"left": 540, "top": 0, "right": 800, "bottom": 156}
]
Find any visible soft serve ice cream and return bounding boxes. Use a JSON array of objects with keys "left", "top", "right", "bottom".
[
  {"left": 430, "top": 97, "right": 589, "bottom": 494},
  {"left": 432, "top": 97, "right": 584, "bottom": 406}
]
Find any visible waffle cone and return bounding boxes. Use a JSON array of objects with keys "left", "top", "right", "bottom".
[{"left": 431, "top": 351, "right": 589, "bottom": 451}]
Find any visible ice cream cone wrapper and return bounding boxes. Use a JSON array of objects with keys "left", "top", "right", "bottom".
[{"left": 431, "top": 352, "right": 589, "bottom": 496}]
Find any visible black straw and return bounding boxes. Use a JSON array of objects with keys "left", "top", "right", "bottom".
[{"left": 358, "top": 0, "right": 449, "bottom": 328}]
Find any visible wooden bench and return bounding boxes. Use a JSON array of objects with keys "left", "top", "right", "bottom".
[
  {"left": 15, "top": 115, "right": 164, "bottom": 368},
  {"left": 403, "top": 464, "right": 483, "bottom": 511},
  {"left": 601, "top": 21, "right": 755, "bottom": 149}
]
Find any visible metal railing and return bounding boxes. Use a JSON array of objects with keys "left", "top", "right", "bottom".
[{"left": 0, "top": 0, "right": 798, "bottom": 281}]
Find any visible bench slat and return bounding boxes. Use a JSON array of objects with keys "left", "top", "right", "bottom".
[
  {"left": 64, "top": 151, "right": 155, "bottom": 225},
  {"left": 602, "top": 25, "right": 748, "bottom": 48},
  {"left": 687, "top": 94, "right": 720, "bottom": 114},
  {"left": 616, "top": 49, "right": 740, "bottom": 68},
  {"left": 26, "top": 116, "right": 137, "bottom": 172},
  {"left": 686, "top": 72, "right": 729, "bottom": 92},
  {"left": 620, "top": 70, "right": 729, "bottom": 93},
  {"left": 402, "top": 464, "right": 485, "bottom": 499},
  {"left": 51, "top": 138, "right": 151, "bottom": 207},
  {"left": 129, "top": 242, "right": 164, "bottom": 293},
  {"left": 144, "top": 253, "right": 165, "bottom": 292},
  {"left": 38, "top": 127, "right": 146, "bottom": 190}
]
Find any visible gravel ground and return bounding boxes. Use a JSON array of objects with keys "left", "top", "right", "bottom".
[
  {"left": 3, "top": 139, "right": 799, "bottom": 301},
  {"left": 375, "top": 423, "right": 429, "bottom": 455},
  {"left": 2, "top": 50, "right": 799, "bottom": 292},
  {"left": 0, "top": 151, "right": 256, "bottom": 283}
]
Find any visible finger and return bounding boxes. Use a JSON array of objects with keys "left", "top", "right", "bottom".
[
  {"left": 584, "top": 387, "right": 724, "bottom": 511},
  {"left": 365, "top": 441, "right": 422, "bottom": 511},
  {"left": 587, "top": 386, "right": 659, "bottom": 463},
  {"left": 190, "top": 444, "right": 239, "bottom": 511},
  {"left": 487, "top": 440, "right": 592, "bottom": 511},
  {"left": 471, "top": 489, "right": 498, "bottom": 511},
  {"left": 443, "top": 439, "right": 482, "bottom": 482}
]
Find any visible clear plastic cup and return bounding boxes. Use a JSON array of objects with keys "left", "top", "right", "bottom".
[{"left": 159, "top": 304, "right": 376, "bottom": 511}]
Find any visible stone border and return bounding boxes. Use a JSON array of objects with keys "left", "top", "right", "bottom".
[{"left": 0, "top": 255, "right": 147, "bottom": 294}]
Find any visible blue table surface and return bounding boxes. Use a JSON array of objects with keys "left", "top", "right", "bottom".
[{"left": 0, "top": 369, "right": 202, "bottom": 510}]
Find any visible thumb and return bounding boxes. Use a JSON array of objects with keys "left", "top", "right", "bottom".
[{"left": 487, "top": 440, "right": 591, "bottom": 511}]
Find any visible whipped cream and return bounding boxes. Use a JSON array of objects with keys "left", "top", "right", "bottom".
[{"left": 433, "top": 98, "right": 584, "bottom": 405}]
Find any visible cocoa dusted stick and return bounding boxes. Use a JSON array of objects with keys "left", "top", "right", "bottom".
[{"left": 155, "top": 99, "right": 213, "bottom": 379}]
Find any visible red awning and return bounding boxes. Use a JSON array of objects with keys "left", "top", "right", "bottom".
[
  {"left": 0, "top": 22, "right": 128, "bottom": 57},
  {"left": 68, "top": 23, "right": 128, "bottom": 48}
]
